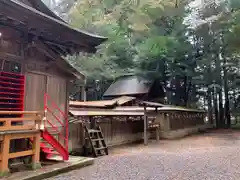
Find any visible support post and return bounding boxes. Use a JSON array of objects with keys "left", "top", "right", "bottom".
[
  {"left": 0, "top": 135, "right": 10, "bottom": 176},
  {"left": 32, "top": 133, "right": 41, "bottom": 170},
  {"left": 90, "top": 117, "right": 96, "bottom": 129},
  {"left": 81, "top": 79, "right": 87, "bottom": 102},
  {"left": 156, "top": 127, "right": 160, "bottom": 141},
  {"left": 144, "top": 106, "right": 148, "bottom": 145}
]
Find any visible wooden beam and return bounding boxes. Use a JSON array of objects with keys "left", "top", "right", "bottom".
[
  {"left": 0, "top": 117, "right": 38, "bottom": 122},
  {"left": 31, "top": 40, "right": 83, "bottom": 79},
  {"left": 0, "top": 111, "right": 41, "bottom": 115},
  {"left": 9, "top": 133, "right": 36, "bottom": 140},
  {"left": 44, "top": 41, "right": 69, "bottom": 55},
  {"left": 9, "top": 150, "right": 34, "bottom": 159},
  {"left": 0, "top": 125, "right": 35, "bottom": 131},
  {"left": 144, "top": 106, "right": 148, "bottom": 145}
]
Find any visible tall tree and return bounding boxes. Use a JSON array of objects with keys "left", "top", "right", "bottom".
[{"left": 52, "top": 0, "right": 240, "bottom": 129}]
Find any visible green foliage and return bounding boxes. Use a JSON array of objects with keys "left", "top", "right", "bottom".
[{"left": 51, "top": 0, "right": 240, "bottom": 116}]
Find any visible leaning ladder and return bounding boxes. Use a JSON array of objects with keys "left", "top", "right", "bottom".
[{"left": 84, "top": 126, "right": 108, "bottom": 157}]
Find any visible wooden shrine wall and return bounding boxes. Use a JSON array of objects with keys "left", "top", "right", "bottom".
[
  {"left": 98, "top": 117, "right": 143, "bottom": 147},
  {"left": 25, "top": 72, "right": 46, "bottom": 111},
  {"left": 69, "top": 111, "right": 206, "bottom": 153},
  {"left": 24, "top": 50, "right": 69, "bottom": 127},
  {"left": 68, "top": 117, "right": 144, "bottom": 153},
  {"left": 154, "top": 110, "right": 206, "bottom": 132},
  {"left": 168, "top": 112, "right": 205, "bottom": 130},
  {"left": 0, "top": 26, "right": 70, "bottom": 117}
]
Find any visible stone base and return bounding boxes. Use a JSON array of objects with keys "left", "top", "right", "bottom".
[
  {"left": 5, "top": 156, "right": 94, "bottom": 180},
  {"left": 0, "top": 169, "right": 10, "bottom": 177},
  {"left": 32, "top": 162, "right": 42, "bottom": 170}
]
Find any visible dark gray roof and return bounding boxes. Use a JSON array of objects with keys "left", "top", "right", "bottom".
[
  {"left": 1, "top": 0, "right": 107, "bottom": 79},
  {"left": 103, "top": 75, "right": 152, "bottom": 97},
  {"left": 3, "top": 0, "right": 107, "bottom": 48}
]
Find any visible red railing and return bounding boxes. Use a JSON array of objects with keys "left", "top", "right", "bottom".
[{"left": 43, "top": 93, "right": 68, "bottom": 152}]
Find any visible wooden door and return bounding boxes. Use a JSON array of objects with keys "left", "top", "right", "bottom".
[
  {"left": 24, "top": 72, "right": 46, "bottom": 127},
  {"left": 25, "top": 72, "right": 46, "bottom": 111}
]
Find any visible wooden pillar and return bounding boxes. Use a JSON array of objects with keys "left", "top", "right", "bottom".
[
  {"left": 0, "top": 135, "right": 10, "bottom": 175},
  {"left": 81, "top": 79, "right": 87, "bottom": 101},
  {"left": 156, "top": 127, "right": 160, "bottom": 141},
  {"left": 144, "top": 106, "right": 148, "bottom": 145},
  {"left": 90, "top": 117, "right": 96, "bottom": 129},
  {"left": 81, "top": 86, "right": 87, "bottom": 102},
  {"left": 32, "top": 133, "right": 41, "bottom": 169}
]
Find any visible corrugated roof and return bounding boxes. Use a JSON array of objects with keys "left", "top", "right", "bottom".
[
  {"left": 114, "top": 105, "right": 205, "bottom": 113},
  {"left": 103, "top": 75, "right": 152, "bottom": 96},
  {"left": 69, "top": 105, "right": 205, "bottom": 117},
  {"left": 69, "top": 109, "right": 144, "bottom": 116},
  {"left": 139, "top": 101, "right": 166, "bottom": 108},
  {"left": 69, "top": 100, "right": 117, "bottom": 108},
  {"left": 113, "top": 106, "right": 157, "bottom": 111},
  {"left": 69, "top": 96, "right": 136, "bottom": 108},
  {"left": 103, "top": 75, "right": 152, "bottom": 97},
  {"left": 114, "top": 96, "right": 136, "bottom": 105},
  {"left": 158, "top": 107, "right": 206, "bottom": 113}
]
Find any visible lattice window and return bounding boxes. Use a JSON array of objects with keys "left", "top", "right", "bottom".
[{"left": 3, "top": 60, "right": 22, "bottom": 74}]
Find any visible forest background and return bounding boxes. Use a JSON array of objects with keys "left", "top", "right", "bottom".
[{"left": 43, "top": 0, "right": 240, "bottom": 128}]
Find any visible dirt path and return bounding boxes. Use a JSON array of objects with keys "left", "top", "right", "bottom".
[{"left": 48, "top": 130, "right": 240, "bottom": 180}]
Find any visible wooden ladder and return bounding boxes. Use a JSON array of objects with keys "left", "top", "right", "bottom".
[{"left": 84, "top": 126, "right": 108, "bottom": 157}]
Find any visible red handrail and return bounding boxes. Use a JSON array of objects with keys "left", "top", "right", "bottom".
[
  {"left": 43, "top": 93, "right": 68, "bottom": 151},
  {"left": 45, "top": 93, "right": 68, "bottom": 119},
  {"left": 46, "top": 107, "right": 65, "bottom": 126}
]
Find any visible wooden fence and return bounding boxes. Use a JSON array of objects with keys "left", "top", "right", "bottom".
[
  {"left": 68, "top": 108, "right": 207, "bottom": 154},
  {"left": 68, "top": 116, "right": 143, "bottom": 153}
]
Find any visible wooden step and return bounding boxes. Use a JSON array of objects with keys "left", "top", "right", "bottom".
[
  {"left": 88, "top": 129, "right": 101, "bottom": 133},
  {"left": 96, "top": 153, "right": 105, "bottom": 156},
  {"left": 47, "top": 155, "right": 64, "bottom": 161},
  {"left": 95, "top": 146, "right": 107, "bottom": 151},
  {"left": 84, "top": 126, "right": 108, "bottom": 157},
  {"left": 47, "top": 150, "right": 60, "bottom": 155},
  {"left": 41, "top": 142, "right": 53, "bottom": 148},
  {"left": 91, "top": 138, "right": 104, "bottom": 142}
]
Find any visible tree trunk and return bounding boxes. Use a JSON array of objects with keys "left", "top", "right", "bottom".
[
  {"left": 218, "top": 90, "right": 224, "bottom": 128},
  {"left": 223, "top": 60, "right": 231, "bottom": 128},
  {"left": 213, "top": 90, "right": 219, "bottom": 128},
  {"left": 207, "top": 88, "right": 213, "bottom": 125},
  {"left": 215, "top": 51, "right": 223, "bottom": 127}
]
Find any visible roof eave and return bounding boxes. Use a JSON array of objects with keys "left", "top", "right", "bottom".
[{"left": 5, "top": 0, "right": 107, "bottom": 50}]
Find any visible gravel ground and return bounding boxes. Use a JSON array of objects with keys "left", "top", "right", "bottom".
[{"left": 47, "top": 130, "right": 240, "bottom": 180}]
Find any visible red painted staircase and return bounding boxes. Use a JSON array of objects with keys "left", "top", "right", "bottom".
[
  {"left": 0, "top": 71, "right": 69, "bottom": 161},
  {"left": 40, "top": 93, "right": 69, "bottom": 161},
  {"left": 41, "top": 130, "right": 69, "bottom": 160}
]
